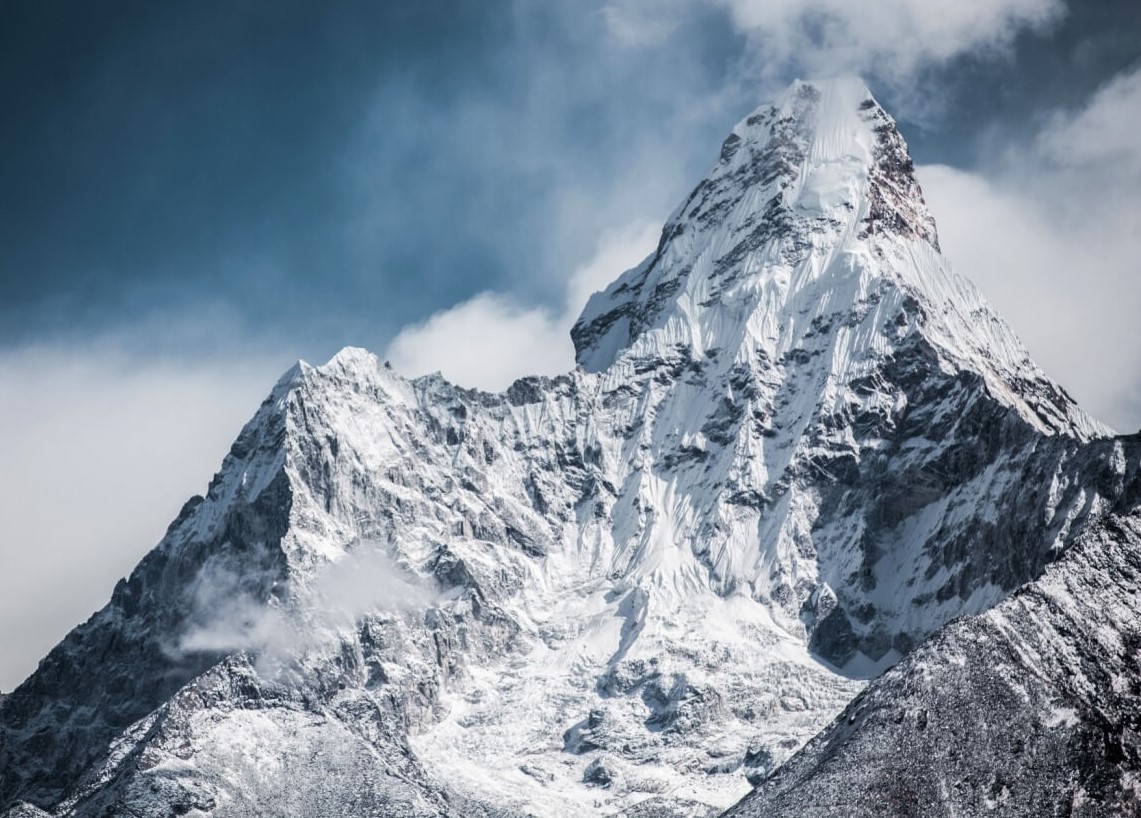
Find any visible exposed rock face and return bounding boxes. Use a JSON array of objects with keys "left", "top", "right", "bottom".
[
  {"left": 1, "top": 78, "right": 1135, "bottom": 818},
  {"left": 725, "top": 503, "right": 1141, "bottom": 818}
]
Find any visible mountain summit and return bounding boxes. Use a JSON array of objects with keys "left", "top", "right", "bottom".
[
  {"left": 575, "top": 77, "right": 1101, "bottom": 439},
  {"left": 2, "top": 79, "right": 1136, "bottom": 818},
  {"left": 575, "top": 76, "right": 938, "bottom": 370}
]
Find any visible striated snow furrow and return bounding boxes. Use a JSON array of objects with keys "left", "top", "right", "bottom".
[{"left": 0, "top": 78, "right": 1134, "bottom": 818}]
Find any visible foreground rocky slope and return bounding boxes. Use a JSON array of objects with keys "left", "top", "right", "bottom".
[
  {"left": 2, "top": 78, "right": 1136, "bottom": 817},
  {"left": 727, "top": 501, "right": 1141, "bottom": 817}
]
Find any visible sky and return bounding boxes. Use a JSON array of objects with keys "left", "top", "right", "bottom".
[{"left": 0, "top": 0, "right": 1138, "bottom": 690}]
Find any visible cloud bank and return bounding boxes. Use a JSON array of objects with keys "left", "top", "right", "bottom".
[
  {"left": 601, "top": 0, "right": 1064, "bottom": 100},
  {"left": 715, "top": 0, "right": 1062, "bottom": 74},
  {"left": 0, "top": 344, "right": 284, "bottom": 691},
  {"left": 385, "top": 220, "right": 660, "bottom": 390},
  {"left": 921, "top": 65, "right": 1141, "bottom": 430}
]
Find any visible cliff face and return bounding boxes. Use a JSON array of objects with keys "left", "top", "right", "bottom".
[
  {"left": 727, "top": 501, "right": 1141, "bottom": 818},
  {"left": 2, "top": 79, "right": 1135, "bottom": 818}
]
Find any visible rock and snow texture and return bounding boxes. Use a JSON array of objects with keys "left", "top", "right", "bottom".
[
  {"left": 1, "top": 78, "right": 1137, "bottom": 818},
  {"left": 726, "top": 503, "right": 1141, "bottom": 818}
]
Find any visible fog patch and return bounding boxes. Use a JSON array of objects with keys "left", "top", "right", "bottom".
[{"left": 179, "top": 542, "right": 439, "bottom": 677}]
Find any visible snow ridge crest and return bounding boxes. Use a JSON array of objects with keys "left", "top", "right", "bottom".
[{"left": 571, "top": 77, "right": 941, "bottom": 374}]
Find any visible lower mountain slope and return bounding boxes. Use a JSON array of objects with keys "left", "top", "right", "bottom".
[
  {"left": 3, "top": 347, "right": 1138, "bottom": 818},
  {"left": 725, "top": 483, "right": 1141, "bottom": 818}
]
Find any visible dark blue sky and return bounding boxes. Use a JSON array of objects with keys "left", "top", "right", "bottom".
[{"left": 1, "top": 0, "right": 1138, "bottom": 362}]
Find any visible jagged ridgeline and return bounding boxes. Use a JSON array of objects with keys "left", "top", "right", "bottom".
[{"left": 3, "top": 78, "right": 1138, "bottom": 818}]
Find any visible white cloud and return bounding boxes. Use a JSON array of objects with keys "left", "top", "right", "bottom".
[
  {"left": 1035, "top": 67, "right": 1141, "bottom": 174},
  {"left": 602, "top": 0, "right": 1063, "bottom": 87},
  {"left": 385, "top": 219, "right": 660, "bottom": 390},
  {"left": 0, "top": 345, "right": 285, "bottom": 691},
  {"left": 750, "top": 0, "right": 1062, "bottom": 80},
  {"left": 719, "top": 0, "right": 1060, "bottom": 66},
  {"left": 179, "top": 543, "right": 438, "bottom": 679},
  {"left": 919, "top": 66, "right": 1141, "bottom": 431},
  {"left": 384, "top": 293, "right": 570, "bottom": 392}
]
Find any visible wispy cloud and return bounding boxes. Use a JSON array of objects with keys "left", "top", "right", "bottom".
[
  {"left": 599, "top": 3, "right": 685, "bottom": 47},
  {"left": 178, "top": 543, "right": 439, "bottom": 678},
  {"left": 1034, "top": 66, "right": 1141, "bottom": 178},
  {"left": 600, "top": 0, "right": 1065, "bottom": 91},
  {"left": 920, "top": 65, "right": 1141, "bottom": 431},
  {"left": 716, "top": 0, "right": 1062, "bottom": 74}
]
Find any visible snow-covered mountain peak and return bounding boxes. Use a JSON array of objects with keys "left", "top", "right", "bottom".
[
  {"left": 770, "top": 77, "right": 878, "bottom": 158},
  {"left": 572, "top": 77, "right": 941, "bottom": 376},
  {"left": 571, "top": 76, "right": 1103, "bottom": 439},
  {"left": 2, "top": 77, "right": 1130, "bottom": 818},
  {"left": 324, "top": 344, "right": 380, "bottom": 371},
  {"left": 748, "top": 76, "right": 939, "bottom": 247},
  {"left": 727, "top": 76, "right": 891, "bottom": 183}
]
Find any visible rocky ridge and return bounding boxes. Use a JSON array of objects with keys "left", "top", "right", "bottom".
[{"left": 727, "top": 500, "right": 1141, "bottom": 817}]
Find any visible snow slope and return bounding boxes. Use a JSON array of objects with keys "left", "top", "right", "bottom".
[{"left": 1, "top": 78, "right": 1133, "bottom": 818}]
